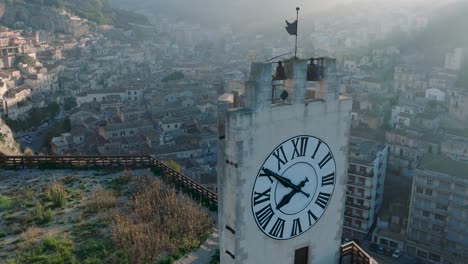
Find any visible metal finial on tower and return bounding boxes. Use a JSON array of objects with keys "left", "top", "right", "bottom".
[{"left": 285, "top": 7, "right": 300, "bottom": 59}]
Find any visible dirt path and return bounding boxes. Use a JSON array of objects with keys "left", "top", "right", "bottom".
[{"left": 175, "top": 229, "right": 219, "bottom": 264}]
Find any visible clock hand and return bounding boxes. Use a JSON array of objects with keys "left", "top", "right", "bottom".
[
  {"left": 262, "top": 168, "right": 310, "bottom": 198},
  {"left": 276, "top": 178, "right": 309, "bottom": 210}
]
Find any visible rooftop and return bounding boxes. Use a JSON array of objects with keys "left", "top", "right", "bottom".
[
  {"left": 418, "top": 154, "right": 468, "bottom": 180},
  {"left": 349, "top": 137, "right": 386, "bottom": 163}
]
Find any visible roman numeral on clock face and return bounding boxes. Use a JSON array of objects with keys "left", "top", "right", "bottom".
[
  {"left": 321, "top": 172, "right": 335, "bottom": 186},
  {"left": 315, "top": 192, "right": 331, "bottom": 209},
  {"left": 253, "top": 188, "right": 271, "bottom": 205},
  {"left": 255, "top": 204, "right": 274, "bottom": 229},
  {"left": 318, "top": 152, "right": 332, "bottom": 169},
  {"left": 291, "top": 218, "right": 303, "bottom": 237},
  {"left": 291, "top": 137, "right": 309, "bottom": 159},
  {"left": 273, "top": 146, "right": 288, "bottom": 171},
  {"left": 308, "top": 210, "right": 318, "bottom": 226},
  {"left": 269, "top": 218, "right": 285, "bottom": 238}
]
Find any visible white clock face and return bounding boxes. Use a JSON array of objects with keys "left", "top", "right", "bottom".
[{"left": 251, "top": 135, "right": 336, "bottom": 240}]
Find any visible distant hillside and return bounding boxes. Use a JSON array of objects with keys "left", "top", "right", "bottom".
[
  {"left": 0, "top": 0, "right": 149, "bottom": 31},
  {"left": 373, "top": 1, "right": 468, "bottom": 65}
]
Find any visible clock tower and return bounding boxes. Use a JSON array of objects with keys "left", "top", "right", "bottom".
[{"left": 217, "top": 58, "right": 352, "bottom": 264}]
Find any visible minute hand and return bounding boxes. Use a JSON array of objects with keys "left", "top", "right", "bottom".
[{"left": 262, "top": 168, "right": 310, "bottom": 198}]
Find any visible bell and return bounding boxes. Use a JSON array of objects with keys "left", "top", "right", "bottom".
[
  {"left": 273, "top": 61, "right": 287, "bottom": 81},
  {"left": 280, "top": 90, "right": 289, "bottom": 101},
  {"left": 307, "top": 58, "right": 323, "bottom": 81}
]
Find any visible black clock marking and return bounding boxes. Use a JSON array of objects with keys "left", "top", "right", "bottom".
[
  {"left": 321, "top": 172, "right": 335, "bottom": 186},
  {"left": 318, "top": 152, "right": 332, "bottom": 169},
  {"left": 291, "top": 218, "right": 303, "bottom": 237},
  {"left": 315, "top": 192, "right": 331, "bottom": 209},
  {"left": 291, "top": 137, "right": 309, "bottom": 159},
  {"left": 273, "top": 146, "right": 288, "bottom": 171},
  {"left": 253, "top": 188, "right": 271, "bottom": 206},
  {"left": 307, "top": 209, "right": 318, "bottom": 226},
  {"left": 311, "top": 140, "right": 322, "bottom": 159},
  {"left": 269, "top": 218, "right": 286, "bottom": 238},
  {"left": 255, "top": 204, "right": 275, "bottom": 229}
]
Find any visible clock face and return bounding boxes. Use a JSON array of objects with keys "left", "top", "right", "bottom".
[{"left": 251, "top": 135, "right": 336, "bottom": 240}]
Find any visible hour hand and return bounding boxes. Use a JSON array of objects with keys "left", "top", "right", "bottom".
[
  {"left": 277, "top": 178, "right": 309, "bottom": 210},
  {"left": 262, "top": 168, "right": 310, "bottom": 198}
]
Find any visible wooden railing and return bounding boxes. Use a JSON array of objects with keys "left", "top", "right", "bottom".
[
  {"left": 340, "top": 242, "right": 377, "bottom": 264},
  {"left": 0, "top": 155, "right": 217, "bottom": 206}
]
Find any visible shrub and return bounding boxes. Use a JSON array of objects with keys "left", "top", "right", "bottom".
[
  {"left": 86, "top": 188, "right": 117, "bottom": 214},
  {"left": 0, "top": 195, "right": 15, "bottom": 211},
  {"left": 22, "top": 227, "right": 43, "bottom": 245},
  {"left": 15, "top": 235, "right": 77, "bottom": 264},
  {"left": 34, "top": 203, "right": 54, "bottom": 224},
  {"left": 109, "top": 176, "right": 212, "bottom": 263},
  {"left": 44, "top": 181, "right": 67, "bottom": 208}
]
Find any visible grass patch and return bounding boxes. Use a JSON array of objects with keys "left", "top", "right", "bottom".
[
  {"left": 44, "top": 181, "right": 67, "bottom": 208},
  {"left": 34, "top": 203, "right": 54, "bottom": 224},
  {"left": 0, "top": 195, "right": 15, "bottom": 211},
  {"left": 13, "top": 235, "right": 77, "bottom": 264}
]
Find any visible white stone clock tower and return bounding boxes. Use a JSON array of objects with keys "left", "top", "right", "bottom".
[{"left": 217, "top": 58, "right": 352, "bottom": 264}]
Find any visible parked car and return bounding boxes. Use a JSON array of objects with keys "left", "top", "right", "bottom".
[
  {"left": 392, "top": 249, "right": 401, "bottom": 259},
  {"left": 377, "top": 245, "right": 384, "bottom": 254}
]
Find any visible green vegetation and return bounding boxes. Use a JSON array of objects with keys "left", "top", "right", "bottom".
[
  {"left": 42, "top": 118, "right": 72, "bottom": 149},
  {"left": 0, "top": 195, "right": 15, "bottom": 211},
  {"left": 33, "top": 203, "right": 54, "bottom": 224},
  {"left": 44, "top": 181, "right": 67, "bottom": 208},
  {"left": 14, "top": 54, "right": 35, "bottom": 67},
  {"left": 13, "top": 236, "right": 77, "bottom": 264},
  {"left": 4, "top": 0, "right": 149, "bottom": 29},
  {"left": 162, "top": 71, "right": 185, "bottom": 82},
  {"left": 4, "top": 102, "right": 60, "bottom": 132}
]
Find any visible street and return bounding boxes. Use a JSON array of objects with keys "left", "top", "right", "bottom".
[{"left": 359, "top": 240, "right": 419, "bottom": 264}]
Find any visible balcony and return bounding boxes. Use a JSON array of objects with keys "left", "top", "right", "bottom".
[
  {"left": 346, "top": 190, "right": 372, "bottom": 200},
  {"left": 347, "top": 180, "right": 372, "bottom": 189},
  {"left": 340, "top": 242, "right": 377, "bottom": 264},
  {"left": 345, "top": 211, "right": 369, "bottom": 221},
  {"left": 346, "top": 201, "right": 370, "bottom": 210},
  {"left": 348, "top": 169, "right": 374, "bottom": 178}
]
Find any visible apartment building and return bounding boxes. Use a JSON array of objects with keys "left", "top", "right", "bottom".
[
  {"left": 344, "top": 138, "right": 388, "bottom": 240},
  {"left": 406, "top": 154, "right": 468, "bottom": 264}
]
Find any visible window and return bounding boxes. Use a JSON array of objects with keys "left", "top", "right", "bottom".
[
  {"left": 416, "top": 186, "right": 423, "bottom": 193},
  {"left": 428, "top": 253, "right": 441, "bottom": 262},
  {"left": 134, "top": 91, "right": 137, "bottom": 95},
  {"left": 167, "top": 125, "right": 170, "bottom": 128},
  {"left": 294, "top": 246, "right": 308, "bottom": 264},
  {"left": 425, "top": 189, "right": 432, "bottom": 196},
  {"left": 427, "top": 179, "right": 433, "bottom": 185},
  {"left": 175, "top": 124, "right": 178, "bottom": 128},
  {"left": 436, "top": 203, "right": 447, "bottom": 211},
  {"left": 434, "top": 214, "right": 446, "bottom": 221},
  {"left": 432, "top": 224, "right": 443, "bottom": 232},
  {"left": 422, "top": 211, "right": 430, "bottom": 217},
  {"left": 417, "top": 250, "right": 428, "bottom": 258},
  {"left": 128, "top": 91, "right": 131, "bottom": 95}
]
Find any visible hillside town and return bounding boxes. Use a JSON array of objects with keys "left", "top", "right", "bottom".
[{"left": 0, "top": 1, "right": 467, "bottom": 263}]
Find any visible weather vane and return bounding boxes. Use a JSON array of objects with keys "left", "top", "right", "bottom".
[{"left": 285, "top": 7, "right": 300, "bottom": 59}]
